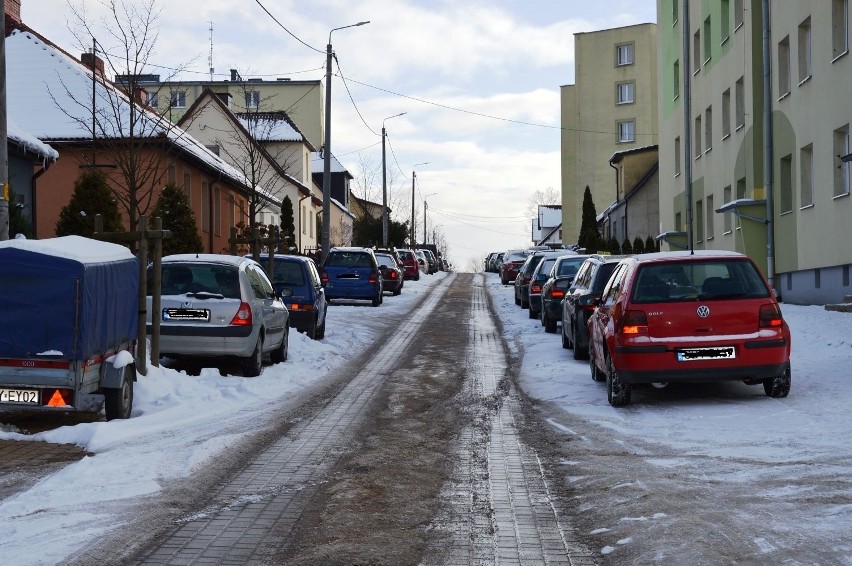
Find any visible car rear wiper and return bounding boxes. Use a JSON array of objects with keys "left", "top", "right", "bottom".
[{"left": 186, "top": 291, "right": 225, "bottom": 299}]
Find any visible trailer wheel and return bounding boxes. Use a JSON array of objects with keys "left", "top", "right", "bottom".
[{"left": 104, "top": 366, "right": 134, "bottom": 420}]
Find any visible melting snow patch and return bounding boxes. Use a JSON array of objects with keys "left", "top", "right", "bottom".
[
  {"left": 590, "top": 528, "right": 611, "bottom": 535},
  {"left": 601, "top": 545, "right": 616, "bottom": 555},
  {"left": 617, "top": 537, "right": 633, "bottom": 545}
]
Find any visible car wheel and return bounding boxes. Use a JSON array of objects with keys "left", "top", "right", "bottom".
[
  {"left": 315, "top": 308, "right": 327, "bottom": 340},
  {"left": 393, "top": 287, "right": 402, "bottom": 296},
  {"left": 544, "top": 313, "right": 557, "bottom": 334},
  {"left": 589, "top": 346, "right": 605, "bottom": 382},
  {"left": 528, "top": 308, "right": 537, "bottom": 319},
  {"left": 521, "top": 299, "right": 529, "bottom": 309},
  {"left": 242, "top": 335, "right": 263, "bottom": 377},
  {"left": 561, "top": 321, "right": 571, "bottom": 349},
  {"left": 572, "top": 320, "right": 587, "bottom": 360},
  {"left": 606, "top": 354, "right": 631, "bottom": 407},
  {"left": 270, "top": 327, "right": 289, "bottom": 364},
  {"left": 763, "top": 363, "right": 791, "bottom": 398},
  {"left": 515, "top": 294, "right": 521, "bottom": 306},
  {"left": 502, "top": 276, "right": 509, "bottom": 285},
  {"left": 104, "top": 365, "right": 134, "bottom": 421},
  {"left": 372, "top": 295, "right": 381, "bottom": 307},
  {"left": 306, "top": 315, "right": 318, "bottom": 340}
]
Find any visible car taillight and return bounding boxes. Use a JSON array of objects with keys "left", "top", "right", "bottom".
[
  {"left": 619, "top": 310, "right": 648, "bottom": 336},
  {"left": 389, "top": 270, "right": 398, "bottom": 280},
  {"left": 368, "top": 271, "right": 378, "bottom": 284},
  {"left": 229, "top": 302, "right": 253, "bottom": 326},
  {"left": 319, "top": 269, "right": 329, "bottom": 285},
  {"left": 550, "top": 288, "right": 565, "bottom": 299},
  {"left": 523, "top": 277, "right": 531, "bottom": 285},
  {"left": 759, "top": 303, "right": 784, "bottom": 328},
  {"left": 288, "top": 303, "right": 313, "bottom": 311},
  {"left": 530, "top": 281, "right": 542, "bottom": 293}
]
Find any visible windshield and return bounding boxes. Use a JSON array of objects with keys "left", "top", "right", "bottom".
[{"left": 556, "top": 257, "right": 586, "bottom": 277}]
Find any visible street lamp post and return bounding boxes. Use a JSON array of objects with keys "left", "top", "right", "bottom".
[
  {"left": 322, "top": 21, "right": 369, "bottom": 261},
  {"left": 381, "top": 112, "right": 406, "bottom": 248},
  {"left": 423, "top": 192, "right": 437, "bottom": 245},
  {"left": 411, "top": 162, "right": 429, "bottom": 246}
]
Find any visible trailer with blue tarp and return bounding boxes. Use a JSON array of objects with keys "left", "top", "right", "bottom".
[{"left": 0, "top": 236, "right": 138, "bottom": 420}]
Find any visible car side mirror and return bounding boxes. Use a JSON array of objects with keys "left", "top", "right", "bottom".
[{"left": 577, "top": 294, "right": 599, "bottom": 307}]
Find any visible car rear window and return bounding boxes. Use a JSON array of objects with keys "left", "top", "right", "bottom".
[
  {"left": 631, "top": 259, "right": 770, "bottom": 303},
  {"left": 325, "top": 252, "right": 373, "bottom": 268},
  {"left": 267, "top": 262, "right": 305, "bottom": 286},
  {"left": 556, "top": 257, "right": 586, "bottom": 277},
  {"left": 157, "top": 264, "right": 241, "bottom": 299},
  {"left": 375, "top": 254, "right": 396, "bottom": 267}
]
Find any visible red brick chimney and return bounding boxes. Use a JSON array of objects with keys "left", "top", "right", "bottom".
[
  {"left": 5, "top": 0, "right": 22, "bottom": 36},
  {"left": 80, "top": 52, "right": 105, "bottom": 77}
]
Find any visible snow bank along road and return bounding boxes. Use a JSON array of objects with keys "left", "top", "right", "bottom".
[{"left": 60, "top": 272, "right": 595, "bottom": 565}]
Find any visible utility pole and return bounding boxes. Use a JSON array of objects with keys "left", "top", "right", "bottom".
[{"left": 0, "top": 1, "right": 9, "bottom": 241}]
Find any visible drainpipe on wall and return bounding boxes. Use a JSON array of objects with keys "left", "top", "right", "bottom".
[
  {"left": 762, "top": 0, "right": 777, "bottom": 293},
  {"left": 682, "top": 0, "right": 694, "bottom": 253},
  {"left": 298, "top": 193, "right": 309, "bottom": 252}
]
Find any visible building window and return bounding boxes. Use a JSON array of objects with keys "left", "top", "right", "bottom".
[
  {"left": 228, "top": 195, "right": 235, "bottom": 230},
  {"left": 617, "top": 120, "right": 635, "bottom": 143},
  {"left": 673, "top": 60, "right": 680, "bottom": 99},
  {"left": 693, "top": 29, "right": 702, "bottom": 72},
  {"left": 833, "top": 0, "right": 849, "bottom": 60},
  {"left": 617, "top": 82, "right": 635, "bottom": 105},
  {"left": 734, "top": 0, "right": 744, "bottom": 29},
  {"left": 245, "top": 90, "right": 260, "bottom": 109},
  {"left": 798, "top": 17, "right": 812, "bottom": 83},
  {"left": 301, "top": 205, "right": 306, "bottom": 234},
  {"left": 201, "top": 181, "right": 210, "bottom": 233},
  {"left": 675, "top": 136, "right": 682, "bottom": 176},
  {"left": 723, "top": 185, "right": 733, "bottom": 233},
  {"left": 780, "top": 154, "right": 793, "bottom": 213},
  {"left": 616, "top": 43, "right": 634, "bottom": 66},
  {"left": 706, "top": 195, "right": 715, "bottom": 239},
  {"left": 722, "top": 88, "right": 732, "bottom": 138},
  {"left": 705, "top": 106, "right": 713, "bottom": 152},
  {"left": 834, "top": 125, "right": 851, "bottom": 197},
  {"left": 309, "top": 211, "right": 314, "bottom": 237},
  {"left": 696, "top": 199, "right": 704, "bottom": 242},
  {"left": 694, "top": 114, "right": 702, "bottom": 158},
  {"left": 148, "top": 91, "right": 159, "bottom": 108},
  {"left": 170, "top": 90, "right": 186, "bottom": 108},
  {"left": 736, "top": 176, "right": 747, "bottom": 200},
  {"left": 672, "top": 0, "right": 678, "bottom": 25},
  {"left": 778, "top": 36, "right": 791, "bottom": 98},
  {"left": 167, "top": 162, "right": 176, "bottom": 185},
  {"left": 735, "top": 76, "right": 745, "bottom": 129},
  {"left": 703, "top": 17, "right": 712, "bottom": 63},
  {"left": 675, "top": 212, "right": 683, "bottom": 232},
  {"left": 183, "top": 172, "right": 191, "bottom": 204},
  {"left": 205, "top": 145, "right": 220, "bottom": 156},
  {"left": 800, "top": 144, "right": 814, "bottom": 207},
  {"left": 721, "top": 0, "right": 730, "bottom": 43}
]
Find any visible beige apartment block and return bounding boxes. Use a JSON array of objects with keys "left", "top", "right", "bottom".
[
  {"left": 130, "top": 71, "right": 324, "bottom": 150},
  {"left": 658, "top": 0, "right": 852, "bottom": 304},
  {"left": 561, "top": 23, "right": 658, "bottom": 246}
]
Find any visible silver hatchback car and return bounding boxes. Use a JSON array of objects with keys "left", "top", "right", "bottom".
[{"left": 146, "top": 254, "right": 289, "bottom": 376}]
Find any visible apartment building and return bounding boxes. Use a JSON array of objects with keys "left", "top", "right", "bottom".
[
  {"left": 657, "top": 0, "right": 852, "bottom": 304},
  {"left": 561, "top": 23, "right": 659, "bottom": 246},
  {"left": 128, "top": 71, "right": 324, "bottom": 149}
]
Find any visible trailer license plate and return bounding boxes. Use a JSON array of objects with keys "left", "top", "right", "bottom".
[
  {"left": 677, "top": 347, "right": 736, "bottom": 361},
  {"left": 0, "top": 388, "right": 39, "bottom": 404}
]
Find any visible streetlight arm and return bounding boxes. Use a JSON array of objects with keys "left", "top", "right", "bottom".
[{"left": 329, "top": 21, "right": 370, "bottom": 44}]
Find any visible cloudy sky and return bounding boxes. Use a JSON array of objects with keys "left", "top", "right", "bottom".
[{"left": 21, "top": 0, "right": 658, "bottom": 269}]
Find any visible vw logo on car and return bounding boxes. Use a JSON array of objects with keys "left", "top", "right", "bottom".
[{"left": 696, "top": 305, "right": 710, "bottom": 318}]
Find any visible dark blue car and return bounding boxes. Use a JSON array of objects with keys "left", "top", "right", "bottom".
[
  {"left": 256, "top": 254, "right": 328, "bottom": 339},
  {"left": 320, "top": 247, "right": 383, "bottom": 307}
]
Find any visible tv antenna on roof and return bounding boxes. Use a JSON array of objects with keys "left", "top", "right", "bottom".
[{"left": 208, "top": 22, "right": 214, "bottom": 81}]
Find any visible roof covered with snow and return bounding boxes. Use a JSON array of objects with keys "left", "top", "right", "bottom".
[
  {"left": 5, "top": 28, "right": 252, "bottom": 190},
  {"left": 236, "top": 112, "right": 304, "bottom": 144},
  {"left": 311, "top": 152, "right": 352, "bottom": 176},
  {"left": 7, "top": 117, "right": 58, "bottom": 163}
]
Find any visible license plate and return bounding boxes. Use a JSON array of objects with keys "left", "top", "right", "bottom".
[
  {"left": 0, "top": 388, "right": 39, "bottom": 404},
  {"left": 677, "top": 347, "right": 736, "bottom": 361},
  {"left": 163, "top": 308, "right": 210, "bottom": 321}
]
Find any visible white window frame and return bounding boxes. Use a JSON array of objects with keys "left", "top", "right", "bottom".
[
  {"left": 616, "top": 43, "right": 634, "bottom": 66},
  {"left": 834, "top": 126, "right": 851, "bottom": 198},
  {"left": 833, "top": 0, "right": 849, "bottom": 61},
  {"left": 778, "top": 36, "right": 791, "bottom": 99},
  {"left": 245, "top": 90, "right": 260, "bottom": 109},
  {"left": 617, "top": 120, "right": 635, "bottom": 143},
  {"left": 800, "top": 144, "right": 814, "bottom": 208},
  {"left": 170, "top": 90, "right": 186, "bottom": 109},
  {"left": 616, "top": 81, "right": 635, "bottom": 105},
  {"left": 798, "top": 17, "right": 812, "bottom": 84}
]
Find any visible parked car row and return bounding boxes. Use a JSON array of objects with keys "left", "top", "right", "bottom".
[
  {"left": 493, "top": 248, "right": 793, "bottom": 408},
  {"left": 146, "top": 245, "right": 423, "bottom": 377}
]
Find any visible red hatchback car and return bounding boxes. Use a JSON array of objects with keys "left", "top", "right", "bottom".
[
  {"left": 396, "top": 249, "right": 420, "bottom": 281},
  {"left": 588, "top": 251, "right": 791, "bottom": 407}
]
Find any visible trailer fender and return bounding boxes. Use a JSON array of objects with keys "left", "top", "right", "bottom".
[{"left": 101, "top": 350, "right": 137, "bottom": 388}]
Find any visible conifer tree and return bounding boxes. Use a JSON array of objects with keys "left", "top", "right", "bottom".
[
  {"left": 645, "top": 234, "right": 658, "bottom": 252},
  {"left": 280, "top": 196, "right": 295, "bottom": 251},
  {"left": 56, "top": 170, "right": 123, "bottom": 237},
  {"left": 577, "top": 186, "right": 599, "bottom": 251},
  {"left": 9, "top": 191, "right": 33, "bottom": 239},
  {"left": 632, "top": 236, "right": 645, "bottom": 254},
  {"left": 621, "top": 237, "right": 634, "bottom": 254},
  {"left": 607, "top": 236, "right": 621, "bottom": 255},
  {"left": 150, "top": 183, "right": 203, "bottom": 256}
]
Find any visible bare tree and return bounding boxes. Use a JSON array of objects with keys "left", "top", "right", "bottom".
[
  {"left": 57, "top": 0, "right": 199, "bottom": 242},
  {"left": 525, "top": 186, "right": 561, "bottom": 220}
]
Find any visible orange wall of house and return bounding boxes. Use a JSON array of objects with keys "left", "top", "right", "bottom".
[{"left": 34, "top": 147, "right": 249, "bottom": 254}]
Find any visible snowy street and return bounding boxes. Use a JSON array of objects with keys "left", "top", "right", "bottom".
[{"left": 0, "top": 270, "right": 851, "bottom": 565}]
